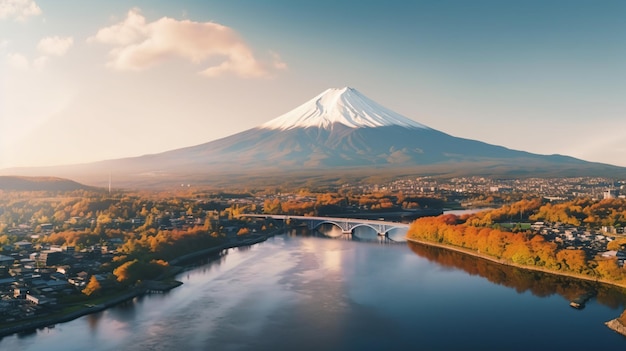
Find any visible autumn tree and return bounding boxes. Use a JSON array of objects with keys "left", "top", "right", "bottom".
[{"left": 82, "top": 275, "right": 102, "bottom": 296}]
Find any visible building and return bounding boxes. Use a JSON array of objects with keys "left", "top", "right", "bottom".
[
  {"left": 14, "top": 241, "right": 33, "bottom": 251},
  {"left": 0, "top": 254, "right": 14, "bottom": 266},
  {"left": 35, "top": 250, "right": 64, "bottom": 267},
  {"left": 604, "top": 188, "right": 619, "bottom": 199}
]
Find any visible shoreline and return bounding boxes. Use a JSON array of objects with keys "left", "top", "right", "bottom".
[
  {"left": 406, "top": 238, "right": 626, "bottom": 290},
  {"left": 605, "top": 318, "right": 626, "bottom": 337},
  {"left": 0, "top": 231, "right": 278, "bottom": 339}
]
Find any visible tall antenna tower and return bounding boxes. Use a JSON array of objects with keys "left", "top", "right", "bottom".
[{"left": 108, "top": 172, "right": 111, "bottom": 194}]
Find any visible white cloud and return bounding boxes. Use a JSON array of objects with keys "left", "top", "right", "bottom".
[
  {"left": 90, "top": 8, "right": 283, "bottom": 78},
  {"left": 0, "top": 39, "right": 8, "bottom": 50},
  {"left": 0, "top": 0, "right": 41, "bottom": 21},
  {"left": 88, "top": 7, "right": 147, "bottom": 46},
  {"left": 37, "top": 36, "right": 74, "bottom": 56},
  {"left": 6, "top": 52, "right": 29, "bottom": 69},
  {"left": 6, "top": 52, "right": 47, "bottom": 70},
  {"left": 5, "top": 36, "right": 72, "bottom": 71}
]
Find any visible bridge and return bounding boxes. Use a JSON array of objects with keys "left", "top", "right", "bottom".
[{"left": 240, "top": 214, "right": 410, "bottom": 242}]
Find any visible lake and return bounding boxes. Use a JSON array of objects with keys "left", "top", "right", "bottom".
[{"left": 1, "top": 232, "right": 625, "bottom": 350}]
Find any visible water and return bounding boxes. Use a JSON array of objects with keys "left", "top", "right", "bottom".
[{"left": 2, "top": 233, "right": 625, "bottom": 350}]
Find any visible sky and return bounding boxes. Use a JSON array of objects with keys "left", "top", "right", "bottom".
[{"left": 1, "top": 0, "right": 626, "bottom": 169}]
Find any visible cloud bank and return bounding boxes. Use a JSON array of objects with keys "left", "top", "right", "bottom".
[
  {"left": 0, "top": 0, "right": 41, "bottom": 21},
  {"left": 90, "top": 8, "right": 285, "bottom": 78}
]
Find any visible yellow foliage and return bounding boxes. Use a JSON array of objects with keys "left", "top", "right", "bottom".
[{"left": 82, "top": 275, "right": 102, "bottom": 296}]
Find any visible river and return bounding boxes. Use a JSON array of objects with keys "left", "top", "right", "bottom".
[{"left": 1, "top": 232, "right": 625, "bottom": 350}]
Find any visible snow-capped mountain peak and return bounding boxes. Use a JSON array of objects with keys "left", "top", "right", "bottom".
[{"left": 260, "top": 87, "right": 430, "bottom": 130}]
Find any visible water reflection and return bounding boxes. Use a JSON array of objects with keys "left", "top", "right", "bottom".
[
  {"left": 316, "top": 223, "right": 344, "bottom": 238},
  {"left": 86, "top": 311, "right": 103, "bottom": 332},
  {"left": 407, "top": 241, "right": 626, "bottom": 309},
  {"left": 386, "top": 227, "right": 407, "bottom": 242},
  {"left": 295, "top": 224, "right": 401, "bottom": 244},
  {"left": 351, "top": 226, "right": 377, "bottom": 241}
]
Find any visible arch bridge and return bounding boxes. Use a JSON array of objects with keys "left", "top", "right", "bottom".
[{"left": 240, "top": 214, "right": 410, "bottom": 242}]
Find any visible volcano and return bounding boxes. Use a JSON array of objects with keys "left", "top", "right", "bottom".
[{"left": 3, "top": 87, "right": 625, "bottom": 187}]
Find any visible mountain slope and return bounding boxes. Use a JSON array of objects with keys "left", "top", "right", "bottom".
[
  {"left": 0, "top": 176, "right": 91, "bottom": 191},
  {"left": 2, "top": 87, "right": 625, "bottom": 187}
]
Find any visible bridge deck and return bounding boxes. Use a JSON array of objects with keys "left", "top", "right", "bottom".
[{"left": 240, "top": 214, "right": 410, "bottom": 228}]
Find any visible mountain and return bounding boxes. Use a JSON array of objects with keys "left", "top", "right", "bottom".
[
  {"left": 260, "top": 87, "right": 429, "bottom": 130},
  {"left": 0, "top": 176, "right": 91, "bottom": 191},
  {"left": 3, "top": 87, "right": 625, "bottom": 187}
]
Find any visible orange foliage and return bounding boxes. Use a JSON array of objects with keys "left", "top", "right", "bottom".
[
  {"left": 407, "top": 214, "right": 626, "bottom": 281},
  {"left": 82, "top": 275, "right": 102, "bottom": 296}
]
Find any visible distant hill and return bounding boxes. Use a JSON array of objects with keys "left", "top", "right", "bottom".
[{"left": 0, "top": 176, "right": 91, "bottom": 191}]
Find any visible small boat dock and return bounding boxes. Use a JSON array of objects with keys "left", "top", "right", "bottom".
[{"left": 570, "top": 291, "right": 596, "bottom": 309}]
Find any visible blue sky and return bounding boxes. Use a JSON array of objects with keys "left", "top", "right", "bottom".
[{"left": 1, "top": 0, "right": 625, "bottom": 168}]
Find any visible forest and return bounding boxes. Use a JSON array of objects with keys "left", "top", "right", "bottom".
[{"left": 407, "top": 198, "right": 626, "bottom": 284}]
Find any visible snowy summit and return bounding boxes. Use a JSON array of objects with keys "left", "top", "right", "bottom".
[{"left": 261, "top": 87, "right": 429, "bottom": 130}]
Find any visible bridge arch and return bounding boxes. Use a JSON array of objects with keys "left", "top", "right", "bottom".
[
  {"left": 351, "top": 223, "right": 383, "bottom": 233},
  {"left": 313, "top": 221, "right": 346, "bottom": 238},
  {"left": 386, "top": 227, "right": 408, "bottom": 242},
  {"left": 351, "top": 224, "right": 381, "bottom": 241}
]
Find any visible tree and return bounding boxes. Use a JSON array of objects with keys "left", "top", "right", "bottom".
[
  {"left": 113, "top": 260, "right": 137, "bottom": 282},
  {"left": 82, "top": 275, "right": 102, "bottom": 296}
]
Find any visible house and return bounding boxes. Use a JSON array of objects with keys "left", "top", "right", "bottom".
[
  {"left": 14, "top": 241, "right": 33, "bottom": 251},
  {"left": 35, "top": 250, "right": 64, "bottom": 267},
  {"left": 25, "top": 293, "right": 54, "bottom": 305},
  {"left": 601, "top": 250, "right": 618, "bottom": 258},
  {"left": 0, "top": 254, "right": 14, "bottom": 266},
  {"left": 0, "top": 277, "right": 16, "bottom": 287},
  {"left": 531, "top": 222, "right": 545, "bottom": 230}
]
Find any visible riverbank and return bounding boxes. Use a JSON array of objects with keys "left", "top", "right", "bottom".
[
  {"left": 0, "top": 288, "right": 143, "bottom": 338},
  {"left": 0, "top": 231, "right": 278, "bottom": 339},
  {"left": 406, "top": 238, "right": 626, "bottom": 290},
  {"left": 169, "top": 233, "right": 271, "bottom": 265},
  {"left": 605, "top": 318, "right": 626, "bottom": 337}
]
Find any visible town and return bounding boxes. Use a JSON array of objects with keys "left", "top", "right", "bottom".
[{"left": 0, "top": 175, "right": 625, "bottom": 331}]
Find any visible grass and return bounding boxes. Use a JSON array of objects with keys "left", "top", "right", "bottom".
[{"left": 498, "top": 222, "right": 532, "bottom": 230}]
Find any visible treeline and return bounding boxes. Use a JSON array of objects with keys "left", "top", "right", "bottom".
[
  {"left": 0, "top": 190, "right": 227, "bottom": 241},
  {"left": 261, "top": 191, "right": 444, "bottom": 216},
  {"left": 529, "top": 198, "right": 626, "bottom": 227},
  {"left": 463, "top": 197, "right": 626, "bottom": 228},
  {"left": 463, "top": 198, "right": 543, "bottom": 226},
  {"left": 407, "top": 214, "right": 626, "bottom": 283}
]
